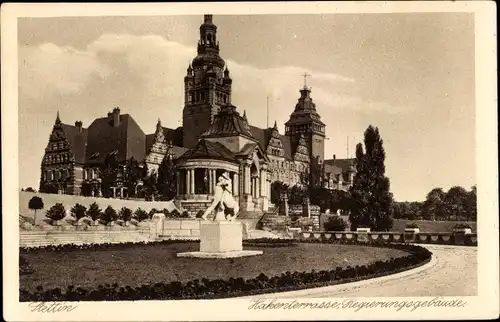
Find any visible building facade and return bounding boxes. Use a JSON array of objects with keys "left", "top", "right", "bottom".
[{"left": 39, "top": 14, "right": 355, "bottom": 213}]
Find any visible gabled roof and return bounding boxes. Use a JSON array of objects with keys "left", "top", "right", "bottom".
[
  {"left": 178, "top": 139, "right": 237, "bottom": 163},
  {"left": 324, "top": 158, "right": 356, "bottom": 181},
  {"left": 249, "top": 125, "right": 294, "bottom": 160},
  {"left": 236, "top": 142, "right": 270, "bottom": 162},
  {"left": 85, "top": 113, "right": 146, "bottom": 164},
  {"left": 145, "top": 126, "right": 183, "bottom": 154},
  {"left": 61, "top": 124, "right": 88, "bottom": 164}
]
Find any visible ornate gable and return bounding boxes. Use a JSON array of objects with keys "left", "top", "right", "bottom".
[
  {"left": 43, "top": 112, "right": 75, "bottom": 166},
  {"left": 145, "top": 119, "right": 169, "bottom": 172},
  {"left": 293, "top": 133, "right": 309, "bottom": 162},
  {"left": 266, "top": 121, "right": 285, "bottom": 158}
]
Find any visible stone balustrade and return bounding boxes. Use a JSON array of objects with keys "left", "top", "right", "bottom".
[{"left": 297, "top": 230, "right": 478, "bottom": 246}]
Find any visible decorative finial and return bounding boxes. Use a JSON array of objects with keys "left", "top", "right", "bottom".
[
  {"left": 55, "top": 110, "right": 61, "bottom": 124},
  {"left": 273, "top": 120, "right": 277, "bottom": 129},
  {"left": 302, "top": 72, "right": 311, "bottom": 89},
  {"left": 204, "top": 14, "right": 213, "bottom": 24},
  {"left": 243, "top": 110, "right": 247, "bottom": 121}
]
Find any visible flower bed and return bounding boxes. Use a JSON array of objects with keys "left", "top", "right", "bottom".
[
  {"left": 19, "top": 239, "right": 432, "bottom": 302},
  {"left": 19, "top": 256, "right": 34, "bottom": 275}
]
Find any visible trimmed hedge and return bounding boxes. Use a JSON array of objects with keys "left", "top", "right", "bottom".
[{"left": 19, "top": 239, "right": 432, "bottom": 301}]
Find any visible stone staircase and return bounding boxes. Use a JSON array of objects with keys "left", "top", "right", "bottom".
[{"left": 20, "top": 230, "right": 152, "bottom": 248}]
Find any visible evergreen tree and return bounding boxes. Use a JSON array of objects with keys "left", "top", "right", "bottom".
[
  {"left": 70, "top": 203, "right": 87, "bottom": 221},
  {"left": 349, "top": 125, "right": 393, "bottom": 231},
  {"left": 157, "top": 156, "right": 177, "bottom": 200},
  {"left": 86, "top": 202, "right": 102, "bottom": 222}
]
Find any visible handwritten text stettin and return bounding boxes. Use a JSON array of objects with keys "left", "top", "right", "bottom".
[{"left": 28, "top": 302, "right": 78, "bottom": 313}]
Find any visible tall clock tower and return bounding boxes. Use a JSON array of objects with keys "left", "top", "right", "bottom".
[
  {"left": 182, "top": 14, "right": 233, "bottom": 148},
  {"left": 285, "top": 82, "right": 326, "bottom": 163}
]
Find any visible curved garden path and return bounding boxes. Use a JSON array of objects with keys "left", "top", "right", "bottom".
[{"left": 242, "top": 245, "right": 477, "bottom": 298}]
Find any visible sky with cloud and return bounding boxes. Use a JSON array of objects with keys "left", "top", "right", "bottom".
[{"left": 18, "top": 13, "right": 476, "bottom": 201}]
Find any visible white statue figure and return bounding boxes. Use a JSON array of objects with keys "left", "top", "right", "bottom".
[{"left": 201, "top": 172, "right": 240, "bottom": 221}]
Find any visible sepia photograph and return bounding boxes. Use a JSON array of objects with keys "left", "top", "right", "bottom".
[{"left": 2, "top": 2, "right": 498, "bottom": 321}]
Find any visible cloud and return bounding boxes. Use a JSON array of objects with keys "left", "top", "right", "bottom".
[{"left": 18, "top": 33, "right": 413, "bottom": 193}]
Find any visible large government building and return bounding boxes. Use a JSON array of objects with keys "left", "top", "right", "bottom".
[{"left": 39, "top": 15, "right": 355, "bottom": 213}]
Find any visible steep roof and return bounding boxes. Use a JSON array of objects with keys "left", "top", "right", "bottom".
[
  {"left": 201, "top": 105, "right": 256, "bottom": 140},
  {"left": 145, "top": 126, "right": 183, "bottom": 155},
  {"left": 61, "top": 124, "right": 88, "bottom": 164},
  {"left": 324, "top": 157, "right": 356, "bottom": 181},
  {"left": 85, "top": 113, "right": 146, "bottom": 165},
  {"left": 178, "top": 139, "right": 237, "bottom": 163},
  {"left": 249, "top": 125, "right": 294, "bottom": 160}
]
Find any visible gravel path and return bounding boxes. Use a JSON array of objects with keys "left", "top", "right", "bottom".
[{"left": 242, "top": 245, "right": 477, "bottom": 298}]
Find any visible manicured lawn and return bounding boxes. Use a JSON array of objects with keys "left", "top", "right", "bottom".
[
  {"left": 391, "top": 219, "right": 477, "bottom": 233},
  {"left": 20, "top": 243, "right": 409, "bottom": 292}
]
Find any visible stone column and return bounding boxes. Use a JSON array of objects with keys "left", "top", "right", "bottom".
[
  {"left": 260, "top": 166, "right": 267, "bottom": 197},
  {"left": 233, "top": 172, "right": 239, "bottom": 196},
  {"left": 176, "top": 172, "right": 180, "bottom": 196},
  {"left": 190, "top": 169, "right": 195, "bottom": 195},
  {"left": 211, "top": 169, "right": 217, "bottom": 193},
  {"left": 244, "top": 163, "right": 251, "bottom": 195},
  {"left": 208, "top": 169, "right": 213, "bottom": 194},
  {"left": 185, "top": 169, "right": 190, "bottom": 195}
]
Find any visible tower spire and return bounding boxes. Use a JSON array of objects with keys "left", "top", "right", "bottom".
[{"left": 55, "top": 110, "right": 61, "bottom": 124}]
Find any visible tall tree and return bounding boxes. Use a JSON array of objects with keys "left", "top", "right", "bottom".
[
  {"left": 444, "top": 186, "right": 469, "bottom": 220},
  {"left": 465, "top": 185, "right": 477, "bottom": 221},
  {"left": 270, "top": 181, "right": 288, "bottom": 206},
  {"left": 99, "top": 154, "right": 120, "bottom": 198},
  {"left": 422, "top": 187, "right": 445, "bottom": 220},
  {"left": 349, "top": 126, "right": 393, "bottom": 231},
  {"left": 124, "top": 157, "right": 142, "bottom": 198},
  {"left": 157, "top": 156, "right": 178, "bottom": 201}
]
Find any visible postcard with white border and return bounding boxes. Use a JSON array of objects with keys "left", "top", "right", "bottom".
[{"left": 2, "top": 1, "right": 498, "bottom": 321}]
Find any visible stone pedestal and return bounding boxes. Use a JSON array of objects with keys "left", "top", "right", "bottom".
[{"left": 177, "top": 221, "right": 263, "bottom": 258}]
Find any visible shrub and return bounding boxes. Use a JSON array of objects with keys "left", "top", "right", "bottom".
[
  {"left": 119, "top": 207, "right": 133, "bottom": 223},
  {"left": 71, "top": 204, "right": 87, "bottom": 221},
  {"left": 133, "top": 208, "right": 149, "bottom": 222},
  {"left": 86, "top": 202, "right": 102, "bottom": 222},
  {"left": 323, "top": 216, "right": 347, "bottom": 231},
  {"left": 195, "top": 210, "right": 204, "bottom": 218},
  {"left": 405, "top": 223, "right": 419, "bottom": 229},
  {"left": 162, "top": 208, "right": 170, "bottom": 216},
  {"left": 148, "top": 208, "right": 159, "bottom": 219},
  {"left": 45, "top": 203, "right": 66, "bottom": 222},
  {"left": 169, "top": 209, "right": 180, "bottom": 218},
  {"left": 180, "top": 210, "right": 190, "bottom": 218},
  {"left": 100, "top": 206, "right": 118, "bottom": 225}
]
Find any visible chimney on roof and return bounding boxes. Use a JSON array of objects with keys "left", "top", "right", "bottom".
[
  {"left": 333, "top": 154, "right": 336, "bottom": 160},
  {"left": 109, "top": 107, "right": 120, "bottom": 127},
  {"left": 75, "top": 121, "right": 83, "bottom": 133}
]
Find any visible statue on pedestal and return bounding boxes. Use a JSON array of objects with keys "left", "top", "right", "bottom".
[{"left": 201, "top": 172, "right": 240, "bottom": 221}]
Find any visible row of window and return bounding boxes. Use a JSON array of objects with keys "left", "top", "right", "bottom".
[
  {"left": 44, "top": 169, "right": 70, "bottom": 181},
  {"left": 45, "top": 153, "right": 71, "bottom": 164},
  {"left": 49, "top": 141, "right": 67, "bottom": 151},
  {"left": 269, "top": 159, "right": 307, "bottom": 172},
  {"left": 285, "top": 124, "right": 325, "bottom": 134}
]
